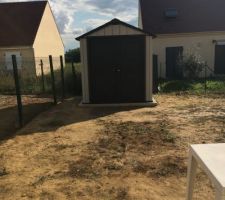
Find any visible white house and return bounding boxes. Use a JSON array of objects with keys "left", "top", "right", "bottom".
[{"left": 139, "top": 0, "right": 225, "bottom": 78}]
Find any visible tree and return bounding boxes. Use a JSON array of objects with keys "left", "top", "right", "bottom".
[{"left": 65, "top": 48, "right": 80, "bottom": 63}]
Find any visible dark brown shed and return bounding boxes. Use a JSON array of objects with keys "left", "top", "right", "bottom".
[{"left": 76, "top": 19, "right": 156, "bottom": 105}]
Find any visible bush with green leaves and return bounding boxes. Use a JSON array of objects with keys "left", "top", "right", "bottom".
[{"left": 177, "top": 53, "right": 206, "bottom": 79}]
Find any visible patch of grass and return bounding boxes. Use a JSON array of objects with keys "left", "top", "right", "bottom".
[
  {"left": 0, "top": 63, "right": 82, "bottom": 96},
  {"left": 159, "top": 78, "right": 225, "bottom": 94},
  {"left": 151, "top": 158, "right": 185, "bottom": 177},
  {"left": 32, "top": 176, "right": 48, "bottom": 186},
  {"left": 50, "top": 144, "right": 76, "bottom": 151},
  {"left": 0, "top": 185, "right": 10, "bottom": 194},
  {"left": 132, "top": 156, "right": 186, "bottom": 177},
  {"left": 95, "top": 120, "right": 177, "bottom": 156},
  {"left": 161, "top": 130, "right": 176, "bottom": 143},
  {"left": 132, "top": 161, "right": 149, "bottom": 174},
  {"left": 159, "top": 119, "right": 176, "bottom": 143},
  {"left": 106, "top": 187, "right": 130, "bottom": 200},
  {"left": 215, "top": 131, "right": 225, "bottom": 143},
  {"left": 154, "top": 159, "right": 186, "bottom": 177},
  {"left": 103, "top": 161, "right": 124, "bottom": 171},
  {"left": 0, "top": 70, "right": 50, "bottom": 95},
  {"left": 40, "top": 191, "right": 55, "bottom": 200},
  {"left": 67, "top": 156, "right": 100, "bottom": 179},
  {"left": 160, "top": 80, "right": 192, "bottom": 92},
  {"left": 0, "top": 167, "right": 8, "bottom": 177},
  {"left": 55, "top": 63, "right": 82, "bottom": 96},
  {"left": 0, "top": 72, "right": 15, "bottom": 93},
  {"left": 115, "top": 188, "right": 129, "bottom": 200}
]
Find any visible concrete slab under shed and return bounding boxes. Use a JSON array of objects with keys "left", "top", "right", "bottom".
[{"left": 79, "top": 98, "right": 157, "bottom": 108}]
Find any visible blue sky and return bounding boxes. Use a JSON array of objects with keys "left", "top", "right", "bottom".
[{"left": 1, "top": 0, "right": 139, "bottom": 50}]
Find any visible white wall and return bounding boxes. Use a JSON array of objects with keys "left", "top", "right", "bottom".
[
  {"left": 80, "top": 38, "right": 89, "bottom": 103},
  {"left": 33, "top": 2, "right": 64, "bottom": 74},
  {"left": 0, "top": 47, "right": 36, "bottom": 75},
  {"left": 153, "top": 31, "right": 225, "bottom": 78}
]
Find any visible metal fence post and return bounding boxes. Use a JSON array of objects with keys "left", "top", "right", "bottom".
[
  {"left": 49, "top": 55, "right": 57, "bottom": 105},
  {"left": 12, "top": 55, "right": 23, "bottom": 127},
  {"left": 40, "top": 59, "right": 45, "bottom": 93},
  {"left": 60, "top": 55, "right": 65, "bottom": 100}
]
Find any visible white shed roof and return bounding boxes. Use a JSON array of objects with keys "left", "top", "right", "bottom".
[{"left": 76, "top": 18, "right": 155, "bottom": 41}]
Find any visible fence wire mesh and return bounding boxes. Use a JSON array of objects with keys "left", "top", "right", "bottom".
[
  {"left": 157, "top": 64, "right": 225, "bottom": 94},
  {"left": 0, "top": 55, "right": 81, "bottom": 140}
]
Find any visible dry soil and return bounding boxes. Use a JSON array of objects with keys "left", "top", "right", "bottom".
[{"left": 0, "top": 94, "right": 225, "bottom": 200}]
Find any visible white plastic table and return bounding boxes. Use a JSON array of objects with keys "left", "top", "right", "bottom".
[{"left": 186, "top": 143, "right": 225, "bottom": 200}]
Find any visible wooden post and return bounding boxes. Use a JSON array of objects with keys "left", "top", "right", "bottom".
[
  {"left": 49, "top": 55, "right": 57, "bottom": 105},
  {"left": 60, "top": 56, "right": 65, "bottom": 100},
  {"left": 40, "top": 59, "right": 45, "bottom": 93},
  {"left": 12, "top": 55, "right": 23, "bottom": 127}
]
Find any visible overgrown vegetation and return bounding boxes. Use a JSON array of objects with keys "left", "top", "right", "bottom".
[
  {"left": 159, "top": 78, "right": 225, "bottom": 94},
  {"left": 158, "top": 53, "right": 224, "bottom": 94},
  {"left": 65, "top": 48, "right": 81, "bottom": 63},
  {"left": 177, "top": 53, "right": 206, "bottom": 78},
  {"left": 0, "top": 71, "right": 16, "bottom": 93},
  {"left": 0, "top": 63, "right": 82, "bottom": 96}
]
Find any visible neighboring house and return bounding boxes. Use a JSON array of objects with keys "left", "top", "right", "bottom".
[
  {"left": 0, "top": 1, "right": 64, "bottom": 75},
  {"left": 139, "top": 0, "right": 225, "bottom": 79}
]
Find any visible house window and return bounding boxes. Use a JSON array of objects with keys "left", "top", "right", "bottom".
[
  {"left": 5, "top": 52, "right": 22, "bottom": 70},
  {"left": 164, "top": 8, "right": 178, "bottom": 19}
]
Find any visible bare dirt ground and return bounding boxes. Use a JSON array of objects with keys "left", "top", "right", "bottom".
[
  {"left": 0, "top": 95, "right": 52, "bottom": 140},
  {"left": 0, "top": 94, "right": 225, "bottom": 200}
]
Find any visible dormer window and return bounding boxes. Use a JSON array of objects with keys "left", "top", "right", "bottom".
[{"left": 164, "top": 8, "right": 178, "bottom": 19}]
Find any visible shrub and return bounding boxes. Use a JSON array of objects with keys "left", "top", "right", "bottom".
[
  {"left": 65, "top": 48, "right": 80, "bottom": 63},
  {"left": 160, "top": 80, "right": 192, "bottom": 92},
  {"left": 177, "top": 53, "right": 206, "bottom": 79}
]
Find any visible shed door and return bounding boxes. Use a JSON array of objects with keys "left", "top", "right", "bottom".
[
  {"left": 166, "top": 47, "right": 183, "bottom": 79},
  {"left": 88, "top": 36, "right": 146, "bottom": 103},
  {"left": 215, "top": 45, "right": 225, "bottom": 74}
]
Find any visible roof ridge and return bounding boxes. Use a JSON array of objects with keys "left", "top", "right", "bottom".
[
  {"left": 0, "top": 1, "right": 48, "bottom": 5},
  {"left": 76, "top": 18, "right": 155, "bottom": 40}
]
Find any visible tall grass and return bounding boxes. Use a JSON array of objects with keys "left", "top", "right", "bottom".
[
  {"left": 53, "top": 63, "right": 82, "bottom": 96},
  {"left": 0, "top": 71, "right": 15, "bottom": 93},
  {"left": 0, "top": 63, "right": 82, "bottom": 96}
]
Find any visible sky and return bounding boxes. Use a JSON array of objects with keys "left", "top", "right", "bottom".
[{"left": 0, "top": 0, "right": 139, "bottom": 51}]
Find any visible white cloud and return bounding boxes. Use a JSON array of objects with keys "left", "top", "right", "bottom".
[
  {"left": 73, "top": 28, "right": 84, "bottom": 35},
  {"left": 84, "top": 0, "right": 138, "bottom": 22},
  {"left": 83, "top": 18, "right": 109, "bottom": 30}
]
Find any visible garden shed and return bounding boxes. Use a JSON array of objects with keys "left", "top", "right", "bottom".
[{"left": 76, "top": 18, "right": 156, "bottom": 105}]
